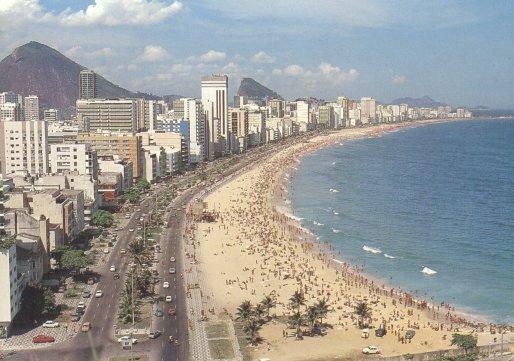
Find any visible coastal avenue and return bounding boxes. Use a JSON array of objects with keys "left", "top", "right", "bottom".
[{"left": 3, "top": 132, "right": 315, "bottom": 361}]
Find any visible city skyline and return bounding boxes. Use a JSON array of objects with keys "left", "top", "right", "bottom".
[{"left": 0, "top": 1, "right": 512, "bottom": 108}]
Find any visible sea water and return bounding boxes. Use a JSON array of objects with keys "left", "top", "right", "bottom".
[{"left": 291, "top": 119, "right": 514, "bottom": 323}]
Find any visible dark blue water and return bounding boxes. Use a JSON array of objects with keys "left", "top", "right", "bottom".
[{"left": 291, "top": 119, "right": 514, "bottom": 323}]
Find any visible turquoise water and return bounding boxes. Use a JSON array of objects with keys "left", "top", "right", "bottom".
[{"left": 291, "top": 119, "right": 514, "bottom": 324}]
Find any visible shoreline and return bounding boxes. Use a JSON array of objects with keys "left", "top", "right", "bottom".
[
  {"left": 274, "top": 119, "right": 499, "bottom": 326},
  {"left": 194, "top": 118, "right": 511, "bottom": 360}
]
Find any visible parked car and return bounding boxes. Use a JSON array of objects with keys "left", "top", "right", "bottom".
[
  {"left": 405, "top": 329, "right": 416, "bottom": 339},
  {"left": 32, "top": 335, "right": 55, "bottom": 343},
  {"left": 103, "top": 248, "right": 109, "bottom": 254},
  {"left": 71, "top": 314, "right": 81, "bottom": 322},
  {"left": 42, "top": 321, "right": 59, "bottom": 328},
  {"left": 82, "top": 290, "right": 91, "bottom": 298},
  {"left": 109, "top": 265, "right": 116, "bottom": 272},
  {"left": 148, "top": 330, "right": 162, "bottom": 339},
  {"left": 165, "top": 295, "right": 172, "bottom": 302},
  {"left": 81, "top": 322, "right": 91, "bottom": 332},
  {"left": 361, "top": 328, "right": 370, "bottom": 338},
  {"left": 362, "top": 345, "right": 380, "bottom": 354},
  {"left": 95, "top": 290, "right": 103, "bottom": 298},
  {"left": 375, "top": 325, "right": 387, "bottom": 337},
  {"left": 120, "top": 248, "right": 126, "bottom": 254},
  {"left": 163, "top": 281, "right": 170, "bottom": 288},
  {"left": 75, "top": 307, "right": 85, "bottom": 315},
  {"left": 117, "top": 336, "right": 138, "bottom": 344}
]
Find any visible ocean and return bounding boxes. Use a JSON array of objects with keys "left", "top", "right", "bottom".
[{"left": 290, "top": 119, "right": 514, "bottom": 324}]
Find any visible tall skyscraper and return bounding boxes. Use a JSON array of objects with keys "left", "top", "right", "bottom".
[
  {"left": 360, "top": 97, "right": 376, "bottom": 123},
  {"left": 79, "top": 70, "right": 97, "bottom": 100},
  {"left": 23, "top": 95, "right": 39, "bottom": 121},
  {"left": 201, "top": 74, "right": 228, "bottom": 158},
  {"left": 76, "top": 99, "right": 137, "bottom": 133},
  {"left": 182, "top": 98, "right": 206, "bottom": 163},
  {"left": 0, "top": 91, "right": 22, "bottom": 107},
  {"left": 0, "top": 103, "right": 22, "bottom": 122}
]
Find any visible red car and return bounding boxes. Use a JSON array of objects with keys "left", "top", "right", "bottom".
[
  {"left": 33, "top": 335, "right": 55, "bottom": 343},
  {"left": 168, "top": 308, "right": 176, "bottom": 316}
]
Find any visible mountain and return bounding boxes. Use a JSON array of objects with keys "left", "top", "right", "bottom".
[
  {"left": 389, "top": 95, "right": 446, "bottom": 108},
  {"left": 236, "top": 77, "right": 282, "bottom": 101},
  {"left": 0, "top": 41, "right": 155, "bottom": 109}
]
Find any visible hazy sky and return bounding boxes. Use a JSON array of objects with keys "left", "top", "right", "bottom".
[{"left": 0, "top": 0, "right": 513, "bottom": 108}]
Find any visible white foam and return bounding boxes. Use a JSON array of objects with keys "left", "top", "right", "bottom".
[
  {"left": 384, "top": 254, "right": 395, "bottom": 259},
  {"left": 331, "top": 161, "right": 337, "bottom": 165},
  {"left": 329, "top": 188, "right": 340, "bottom": 193},
  {"left": 421, "top": 266, "right": 437, "bottom": 275},
  {"left": 313, "top": 221, "right": 324, "bottom": 226},
  {"left": 363, "top": 245, "right": 382, "bottom": 254},
  {"left": 332, "top": 229, "right": 341, "bottom": 233},
  {"left": 333, "top": 210, "right": 339, "bottom": 215}
]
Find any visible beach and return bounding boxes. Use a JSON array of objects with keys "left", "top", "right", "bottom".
[{"left": 191, "top": 120, "right": 510, "bottom": 360}]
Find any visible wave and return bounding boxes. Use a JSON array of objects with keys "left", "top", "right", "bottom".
[
  {"left": 332, "top": 229, "right": 341, "bottom": 233},
  {"left": 331, "top": 161, "right": 337, "bottom": 165},
  {"left": 329, "top": 188, "right": 340, "bottom": 193},
  {"left": 421, "top": 266, "right": 437, "bottom": 275},
  {"left": 362, "top": 245, "right": 382, "bottom": 254},
  {"left": 313, "top": 221, "right": 324, "bottom": 226},
  {"left": 333, "top": 210, "right": 339, "bottom": 215},
  {"left": 384, "top": 253, "right": 396, "bottom": 259}
]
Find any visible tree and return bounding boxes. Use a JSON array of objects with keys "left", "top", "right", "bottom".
[
  {"left": 128, "top": 239, "right": 150, "bottom": 265},
  {"left": 50, "top": 245, "right": 72, "bottom": 268},
  {"left": 354, "top": 301, "right": 372, "bottom": 329},
  {"left": 133, "top": 268, "right": 152, "bottom": 296},
  {"left": 236, "top": 300, "right": 253, "bottom": 323},
  {"left": 243, "top": 318, "right": 262, "bottom": 346},
  {"left": 136, "top": 178, "right": 150, "bottom": 192},
  {"left": 306, "top": 305, "right": 319, "bottom": 335},
  {"left": 91, "top": 210, "right": 114, "bottom": 228},
  {"left": 260, "top": 294, "right": 276, "bottom": 320},
  {"left": 123, "top": 188, "right": 141, "bottom": 204},
  {"left": 253, "top": 302, "right": 266, "bottom": 324},
  {"left": 289, "top": 290, "right": 305, "bottom": 312},
  {"left": 289, "top": 311, "right": 304, "bottom": 340},
  {"left": 118, "top": 279, "right": 140, "bottom": 324},
  {"left": 451, "top": 334, "right": 477, "bottom": 354},
  {"left": 314, "top": 298, "right": 330, "bottom": 326},
  {"left": 20, "top": 285, "right": 56, "bottom": 322},
  {"left": 61, "top": 249, "right": 93, "bottom": 274}
]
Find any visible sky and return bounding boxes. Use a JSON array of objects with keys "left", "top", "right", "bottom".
[{"left": 0, "top": 0, "right": 513, "bottom": 108}]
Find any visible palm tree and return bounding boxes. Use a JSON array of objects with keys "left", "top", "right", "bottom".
[
  {"left": 289, "top": 311, "right": 304, "bottom": 340},
  {"left": 260, "top": 294, "right": 276, "bottom": 320},
  {"left": 254, "top": 302, "right": 266, "bottom": 324},
  {"left": 243, "top": 318, "right": 262, "bottom": 346},
  {"left": 314, "top": 298, "right": 330, "bottom": 326},
  {"left": 289, "top": 290, "right": 305, "bottom": 312},
  {"left": 354, "top": 301, "right": 372, "bottom": 329},
  {"left": 306, "top": 305, "right": 319, "bottom": 336},
  {"left": 236, "top": 300, "right": 253, "bottom": 323}
]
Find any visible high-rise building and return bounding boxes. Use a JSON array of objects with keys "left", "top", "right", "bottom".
[
  {"left": 201, "top": 74, "right": 228, "bottom": 158},
  {"left": 182, "top": 98, "right": 205, "bottom": 163},
  {"left": 79, "top": 70, "right": 97, "bottom": 100},
  {"left": 0, "top": 92, "right": 22, "bottom": 107},
  {"left": 0, "top": 103, "right": 22, "bottom": 122},
  {"left": 229, "top": 108, "right": 249, "bottom": 153},
  {"left": 23, "top": 95, "right": 39, "bottom": 121},
  {"left": 267, "top": 99, "right": 285, "bottom": 118},
  {"left": 49, "top": 143, "right": 99, "bottom": 179},
  {"left": 136, "top": 99, "right": 157, "bottom": 131},
  {"left": 75, "top": 131, "right": 143, "bottom": 179},
  {"left": 76, "top": 99, "right": 137, "bottom": 133},
  {"left": 318, "top": 105, "right": 335, "bottom": 128},
  {"left": 360, "top": 97, "right": 376, "bottom": 123},
  {"left": 296, "top": 101, "right": 310, "bottom": 124},
  {"left": 43, "top": 109, "right": 60, "bottom": 122},
  {"left": 0, "top": 120, "right": 49, "bottom": 175}
]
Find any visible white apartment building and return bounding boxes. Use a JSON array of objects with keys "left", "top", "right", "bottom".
[
  {"left": 360, "top": 97, "right": 376, "bottom": 123},
  {"left": 182, "top": 98, "right": 206, "bottom": 163},
  {"left": 136, "top": 99, "right": 157, "bottom": 131},
  {"left": 44, "top": 109, "right": 60, "bottom": 122},
  {"left": 0, "top": 120, "right": 49, "bottom": 176},
  {"left": 1, "top": 102, "right": 22, "bottom": 122},
  {"left": 23, "top": 95, "right": 39, "bottom": 121},
  {"left": 296, "top": 101, "right": 310, "bottom": 125},
  {"left": 0, "top": 243, "right": 22, "bottom": 334},
  {"left": 201, "top": 74, "right": 229, "bottom": 158},
  {"left": 76, "top": 99, "right": 137, "bottom": 133},
  {"left": 0, "top": 92, "right": 22, "bottom": 107},
  {"left": 49, "top": 143, "right": 98, "bottom": 179}
]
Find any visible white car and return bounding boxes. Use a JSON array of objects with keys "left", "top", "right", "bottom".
[
  {"left": 42, "top": 320, "right": 59, "bottom": 328},
  {"left": 170, "top": 257, "right": 176, "bottom": 262},
  {"left": 95, "top": 290, "right": 103, "bottom": 298},
  {"left": 128, "top": 228, "right": 134, "bottom": 232},
  {"left": 109, "top": 265, "right": 116, "bottom": 272},
  {"left": 165, "top": 295, "right": 172, "bottom": 302},
  {"left": 117, "top": 336, "right": 138, "bottom": 344},
  {"left": 362, "top": 345, "right": 380, "bottom": 354},
  {"left": 103, "top": 248, "right": 109, "bottom": 254},
  {"left": 163, "top": 281, "right": 170, "bottom": 289}
]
